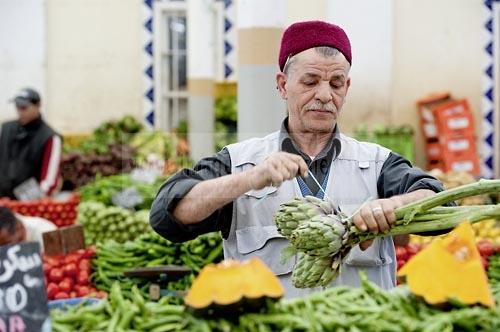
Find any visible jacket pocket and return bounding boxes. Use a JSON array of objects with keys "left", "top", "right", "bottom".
[
  {"left": 344, "top": 239, "right": 387, "bottom": 267},
  {"left": 235, "top": 225, "right": 294, "bottom": 275}
]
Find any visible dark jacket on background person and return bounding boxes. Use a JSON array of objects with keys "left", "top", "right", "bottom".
[{"left": 0, "top": 117, "right": 58, "bottom": 198}]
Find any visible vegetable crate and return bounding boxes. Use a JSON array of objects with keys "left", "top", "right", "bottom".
[
  {"left": 354, "top": 126, "right": 415, "bottom": 164},
  {"left": 0, "top": 193, "right": 80, "bottom": 227},
  {"left": 417, "top": 92, "right": 480, "bottom": 175}
]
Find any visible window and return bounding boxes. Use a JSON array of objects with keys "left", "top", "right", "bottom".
[{"left": 154, "top": 1, "right": 188, "bottom": 131}]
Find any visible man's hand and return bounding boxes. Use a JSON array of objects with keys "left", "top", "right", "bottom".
[
  {"left": 352, "top": 189, "right": 436, "bottom": 250},
  {"left": 247, "top": 152, "right": 309, "bottom": 190},
  {"left": 352, "top": 197, "right": 405, "bottom": 250}
]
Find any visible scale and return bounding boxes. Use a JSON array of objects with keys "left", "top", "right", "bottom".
[{"left": 123, "top": 265, "right": 192, "bottom": 300}]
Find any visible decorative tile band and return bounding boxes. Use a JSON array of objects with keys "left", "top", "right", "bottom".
[
  {"left": 143, "top": 0, "right": 155, "bottom": 127},
  {"left": 482, "top": 0, "right": 498, "bottom": 178}
]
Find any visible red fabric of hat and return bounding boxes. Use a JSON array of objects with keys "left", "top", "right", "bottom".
[{"left": 278, "top": 20, "right": 352, "bottom": 71}]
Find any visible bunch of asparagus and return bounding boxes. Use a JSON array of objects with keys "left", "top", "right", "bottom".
[{"left": 275, "top": 179, "right": 500, "bottom": 288}]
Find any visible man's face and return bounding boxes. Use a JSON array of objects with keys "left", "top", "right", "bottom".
[
  {"left": 16, "top": 102, "right": 41, "bottom": 125},
  {"left": 277, "top": 48, "right": 351, "bottom": 134}
]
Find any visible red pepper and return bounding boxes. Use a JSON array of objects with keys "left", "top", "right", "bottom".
[
  {"left": 63, "top": 263, "right": 78, "bottom": 278},
  {"left": 47, "top": 283, "right": 59, "bottom": 299},
  {"left": 49, "top": 268, "right": 64, "bottom": 283},
  {"left": 54, "top": 292, "right": 69, "bottom": 300}
]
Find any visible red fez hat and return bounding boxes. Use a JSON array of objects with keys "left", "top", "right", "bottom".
[{"left": 278, "top": 20, "right": 352, "bottom": 71}]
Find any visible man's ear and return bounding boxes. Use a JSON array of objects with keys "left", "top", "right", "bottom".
[{"left": 276, "top": 72, "right": 287, "bottom": 100}]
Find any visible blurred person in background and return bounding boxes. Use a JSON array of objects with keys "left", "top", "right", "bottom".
[
  {"left": 0, "top": 206, "right": 56, "bottom": 250},
  {"left": 0, "top": 88, "right": 62, "bottom": 198}
]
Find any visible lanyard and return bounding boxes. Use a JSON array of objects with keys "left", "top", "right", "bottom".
[{"left": 296, "top": 169, "right": 330, "bottom": 199}]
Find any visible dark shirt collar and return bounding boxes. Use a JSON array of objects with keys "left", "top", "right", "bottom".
[
  {"left": 19, "top": 115, "right": 43, "bottom": 132},
  {"left": 278, "top": 117, "right": 342, "bottom": 162}
]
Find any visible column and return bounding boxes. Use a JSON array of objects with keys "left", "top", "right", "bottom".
[
  {"left": 237, "top": 0, "right": 286, "bottom": 141},
  {"left": 187, "top": 0, "right": 216, "bottom": 162}
]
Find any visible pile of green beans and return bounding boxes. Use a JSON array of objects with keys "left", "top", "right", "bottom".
[
  {"left": 92, "top": 232, "right": 223, "bottom": 299},
  {"left": 52, "top": 275, "right": 500, "bottom": 332}
]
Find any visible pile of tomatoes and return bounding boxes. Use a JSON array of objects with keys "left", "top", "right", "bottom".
[{"left": 43, "top": 246, "right": 106, "bottom": 300}]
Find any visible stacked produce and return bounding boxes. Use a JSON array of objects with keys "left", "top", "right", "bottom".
[
  {"left": 428, "top": 169, "right": 488, "bottom": 205},
  {"left": 78, "top": 173, "right": 166, "bottom": 210},
  {"left": 395, "top": 243, "right": 422, "bottom": 271},
  {"left": 129, "top": 130, "right": 177, "bottom": 166},
  {"left": 92, "top": 232, "right": 223, "bottom": 298},
  {"left": 61, "top": 144, "right": 136, "bottom": 189},
  {"left": 275, "top": 180, "right": 500, "bottom": 288},
  {"left": 0, "top": 193, "right": 79, "bottom": 227},
  {"left": 43, "top": 247, "right": 106, "bottom": 300},
  {"left": 51, "top": 275, "right": 500, "bottom": 332},
  {"left": 77, "top": 202, "right": 150, "bottom": 244}
]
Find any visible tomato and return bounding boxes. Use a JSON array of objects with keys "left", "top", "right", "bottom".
[
  {"left": 397, "top": 259, "right": 406, "bottom": 270},
  {"left": 477, "top": 240, "right": 495, "bottom": 258},
  {"left": 96, "top": 291, "right": 108, "bottom": 299},
  {"left": 63, "top": 263, "right": 78, "bottom": 278},
  {"left": 77, "top": 286, "right": 91, "bottom": 297},
  {"left": 481, "top": 256, "right": 489, "bottom": 270},
  {"left": 84, "top": 246, "right": 96, "bottom": 258},
  {"left": 59, "top": 278, "right": 74, "bottom": 293},
  {"left": 64, "top": 254, "right": 80, "bottom": 265},
  {"left": 44, "top": 256, "right": 61, "bottom": 268},
  {"left": 70, "top": 291, "right": 77, "bottom": 298},
  {"left": 406, "top": 243, "right": 421, "bottom": 256},
  {"left": 49, "top": 268, "right": 64, "bottom": 283},
  {"left": 47, "top": 283, "right": 59, "bottom": 299},
  {"left": 395, "top": 246, "right": 408, "bottom": 261},
  {"left": 77, "top": 270, "right": 90, "bottom": 285},
  {"left": 54, "top": 292, "right": 69, "bottom": 300},
  {"left": 43, "top": 263, "right": 51, "bottom": 276},
  {"left": 78, "top": 259, "right": 91, "bottom": 273}
]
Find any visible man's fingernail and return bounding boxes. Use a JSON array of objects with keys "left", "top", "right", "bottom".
[{"left": 361, "top": 225, "right": 367, "bottom": 231}]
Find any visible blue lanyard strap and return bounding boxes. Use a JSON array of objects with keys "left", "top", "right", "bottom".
[{"left": 296, "top": 169, "right": 330, "bottom": 199}]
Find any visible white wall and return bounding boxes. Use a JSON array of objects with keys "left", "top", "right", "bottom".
[
  {"left": 0, "top": 0, "right": 45, "bottom": 123},
  {"left": 392, "top": 0, "right": 483, "bottom": 168},
  {"left": 46, "top": 0, "right": 143, "bottom": 133},
  {"left": 327, "top": 0, "right": 394, "bottom": 134}
]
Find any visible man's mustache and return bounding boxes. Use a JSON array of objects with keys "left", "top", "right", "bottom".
[{"left": 304, "top": 104, "right": 337, "bottom": 112}]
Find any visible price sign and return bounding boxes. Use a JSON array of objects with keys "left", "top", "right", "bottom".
[
  {"left": 111, "top": 187, "right": 144, "bottom": 209},
  {"left": 12, "top": 178, "right": 44, "bottom": 201},
  {"left": 0, "top": 242, "right": 50, "bottom": 332}
]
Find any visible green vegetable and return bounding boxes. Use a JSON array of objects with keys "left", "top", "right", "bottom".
[
  {"left": 92, "top": 232, "right": 223, "bottom": 299},
  {"left": 77, "top": 202, "right": 151, "bottom": 245},
  {"left": 275, "top": 180, "right": 500, "bottom": 288}
]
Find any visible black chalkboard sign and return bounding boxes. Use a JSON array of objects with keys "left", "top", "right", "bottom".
[{"left": 0, "top": 242, "right": 50, "bottom": 332}]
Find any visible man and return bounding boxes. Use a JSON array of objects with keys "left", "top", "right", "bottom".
[
  {"left": 0, "top": 88, "right": 62, "bottom": 198},
  {"left": 150, "top": 21, "right": 444, "bottom": 297},
  {"left": 0, "top": 207, "right": 56, "bottom": 250}
]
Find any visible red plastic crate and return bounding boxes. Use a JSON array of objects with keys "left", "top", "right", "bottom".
[{"left": 426, "top": 135, "right": 478, "bottom": 161}]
